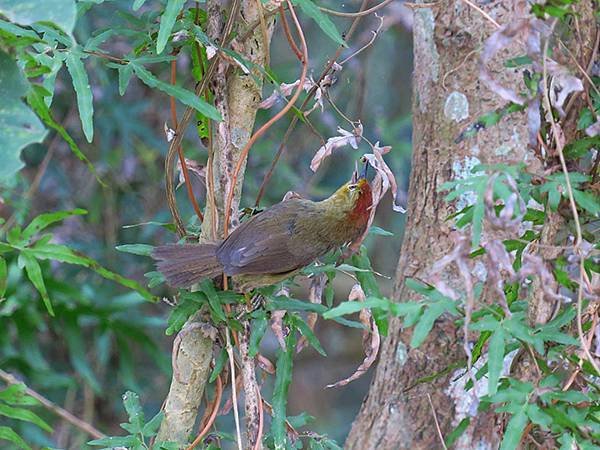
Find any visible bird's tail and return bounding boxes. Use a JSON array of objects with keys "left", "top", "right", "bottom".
[{"left": 152, "top": 243, "right": 223, "bottom": 288}]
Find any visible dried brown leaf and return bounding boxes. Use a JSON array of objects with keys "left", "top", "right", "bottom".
[
  {"left": 550, "top": 71, "right": 583, "bottom": 117},
  {"left": 176, "top": 158, "right": 206, "bottom": 189},
  {"left": 326, "top": 284, "right": 380, "bottom": 388},
  {"left": 259, "top": 79, "right": 314, "bottom": 109},
  {"left": 310, "top": 123, "right": 363, "bottom": 172},
  {"left": 296, "top": 273, "right": 326, "bottom": 354}
]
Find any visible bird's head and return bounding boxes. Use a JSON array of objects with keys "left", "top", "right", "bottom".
[{"left": 328, "top": 169, "right": 373, "bottom": 225}]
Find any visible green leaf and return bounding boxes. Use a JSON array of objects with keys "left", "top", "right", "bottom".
[
  {"left": 291, "top": 315, "right": 326, "bottom": 356},
  {"left": 0, "top": 404, "right": 52, "bottom": 432},
  {"left": 132, "top": 63, "right": 221, "bottom": 121},
  {"left": 26, "top": 86, "right": 104, "bottom": 185},
  {"left": 573, "top": 189, "right": 599, "bottom": 216},
  {"left": 0, "top": 426, "right": 31, "bottom": 450},
  {"left": 18, "top": 252, "right": 53, "bottom": 315},
  {"left": 0, "top": 51, "right": 47, "bottom": 185},
  {"left": 122, "top": 391, "right": 144, "bottom": 434},
  {"left": 64, "top": 315, "right": 101, "bottom": 392},
  {"left": 323, "top": 297, "right": 392, "bottom": 319},
  {"left": 200, "top": 279, "right": 226, "bottom": 322},
  {"left": 142, "top": 411, "right": 164, "bottom": 437},
  {"left": 132, "top": 0, "right": 147, "bottom": 11},
  {"left": 368, "top": 226, "right": 394, "bottom": 237},
  {"left": 268, "top": 297, "right": 327, "bottom": 314},
  {"left": 0, "top": 0, "right": 76, "bottom": 34},
  {"left": 410, "top": 299, "right": 457, "bottom": 348},
  {"left": 249, "top": 314, "right": 268, "bottom": 357},
  {"left": 166, "top": 292, "right": 203, "bottom": 335},
  {"left": 21, "top": 242, "right": 156, "bottom": 302},
  {"left": 65, "top": 50, "right": 94, "bottom": 143},
  {"left": 499, "top": 406, "right": 529, "bottom": 450},
  {"left": 209, "top": 347, "right": 227, "bottom": 383},
  {"left": 117, "top": 64, "right": 134, "bottom": 96},
  {"left": 293, "top": 0, "right": 345, "bottom": 46},
  {"left": 0, "top": 384, "right": 38, "bottom": 406},
  {"left": 0, "top": 257, "right": 6, "bottom": 298},
  {"left": 445, "top": 417, "right": 470, "bottom": 448},
  {"left": 156, "top": 0, "right": 186, "bottom": 54},
  {"left": 88, "top": 435, "right": 141, "bottom": 447},
  {"left": 272, "top": 332, "right": 296, "bottom": 450},
  {"left": 22, "top": 209, "right": 87, "bottom": 241},
  {"left": 487, "top": 327, "right": 505, "bottom": 396},
  {"left": 116, "top": 244, "right": 154, "bottom": 257}
]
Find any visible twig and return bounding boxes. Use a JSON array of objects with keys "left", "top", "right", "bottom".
[
  {"left": 239, "top": 322, "right": 262, "bottom": 449},
  {"left": 319, "top": 0, "right": 395, "bottom": 18},
  {"left": 541, "top": 22, "right": 600, "bottom": 376},
  {"left": 186, "top": 374, "right": 223, "bottom": 450},
  {"left": 169, "top": 56, "right": 204, "bottom": 223},
  {"left": 254, "top": 0, "right": 271, "bottom": 67},
  {"left": 83, "top": 50, "right": 127, "bottom": 63},
  {"left": 339, "top": 14, "right": 384, "bottom": 65},
  {"left": 427, "top": 393, "right": 448, "bottom": 450},
  {"left": 459, "top": 0, "right": 500, "bottom": 28},
  {"left": 254, "top": 0, "right": 371, "bottom": 207},
  {"left": 279, "top": 4, "right": 302, "bottom": 60},
  {"left": 254, "top": 386, "right": 264, "bottom": 450},
  {"left": 223, "top": 0, "right": 308, "bottom": 238},
  {"left": 226, "top": 330, "right": 243, "bottom": 450},
  {"left": 0, "top": 369, "right": 105, "bottom": 440},
  {"left": 164, "top": 0, "right": 241, "bottom": 237}
]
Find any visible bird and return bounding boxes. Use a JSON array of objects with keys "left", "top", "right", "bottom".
[{"left": 152, "top": 167, "right": 372, "bottom": 292}]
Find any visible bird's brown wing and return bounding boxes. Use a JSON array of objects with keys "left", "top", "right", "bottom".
[{"left": 216, "top": 199, "right": 332, "bottom": 275}]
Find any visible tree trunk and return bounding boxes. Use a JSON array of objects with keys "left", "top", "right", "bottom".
[
  {"left": 156, "top": 0, "right": 275, "bottom": 444},
  {"left": 346, "top": 1, "right": 536, "bottom": 448}
]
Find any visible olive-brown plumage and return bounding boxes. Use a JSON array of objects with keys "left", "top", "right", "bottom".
[{"left": 153, "top": 177, "right": 372, "bottom": 291}]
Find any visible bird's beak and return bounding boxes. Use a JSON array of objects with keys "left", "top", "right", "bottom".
[{"left": 359, "top": 159, "right": 369, "bottom": 180}]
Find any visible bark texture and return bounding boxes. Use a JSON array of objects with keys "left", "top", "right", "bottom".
[
  {"left": 156, "top": 0, "right": 275, "bottom": 445},
  {"left": 346, "top": 1, "right": 537, "bottom": 448}
]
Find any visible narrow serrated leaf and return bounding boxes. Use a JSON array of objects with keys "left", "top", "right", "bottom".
[
  {"left": 132, "top": 63, "right": 220, "bottom": 120},
  {"left": 499, "top": 406, "right": 528, "bottom": 450},
  {"left": 65, "top": 50, "right": 94, "bottom": 142},
  {"left": 19, "top": 253, "right": 53, "bottom": 315},
  {"left": 487, "top": 327, "right": 505, "bottom": 396},
  {"left": 293, "top": 0, "right": 345, "bottom": 46},
  {"left": 156, "top": 0, "right": 186, "bottom": 54},
  {"left": 272, "top": 333, "right": 296, "bottom": 450}
]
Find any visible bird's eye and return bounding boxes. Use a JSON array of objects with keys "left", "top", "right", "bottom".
[{"left": 348, "top": 184, "right": 357, "bottom": 191}]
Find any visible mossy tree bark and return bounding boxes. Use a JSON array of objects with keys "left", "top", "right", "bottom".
[{"left": 345, "top": 1, "right": 569, "bottom": 448}]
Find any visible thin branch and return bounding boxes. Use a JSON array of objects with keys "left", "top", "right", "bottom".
[
  {"left": 254, "top": 0, "right": 372, "bottom": 207},
  {"left": 279, "top": 4, "right": 302, "bottom": 60},
  {"left": 0, "top": 369, "right": 105, "bottom": 440},
  {"left": 223, "top": 0, "right": 308, "bottom": 238},
  {"left": 459, "top": 0, "right": 500, "bottom": 28},
  {"left": 339, "top": 14, "right": 384, "bottom": 65},
  {"left": 164, "top": 0, "right": 242, "bottom": 237},
  {"left": 541, "top": 22, "right": 600, "bottom": 376},
  {"left": 186, "top": 374, "right": 223, "bottom": 450},
  {"left": 226, "top": 330, "right": 243, "bottom": 450},
  {"left": 169, "top": 56, "right": 204, "bottom": 223},
  {"left": 319, "top": 0, "right": 395, "bottom": 18},
  {"left": 254, "top": 386, "right": 264, "bottom": 450},
  {"left": 254, "top": 0, "right": 271, "bottom": 67},
  {"left": 427, "top": 393, "right": 448, "bottom": 450}
]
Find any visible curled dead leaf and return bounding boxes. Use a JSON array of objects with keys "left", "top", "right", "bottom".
[
  {"left": 310, "top": 123, "right": 363, "bottom": 172},
  {"left": 326, "top": 284, "right": 380, "bottom": 388},
  {"left": 176, "top": 158, "right": 206, "bottom": 189}
]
